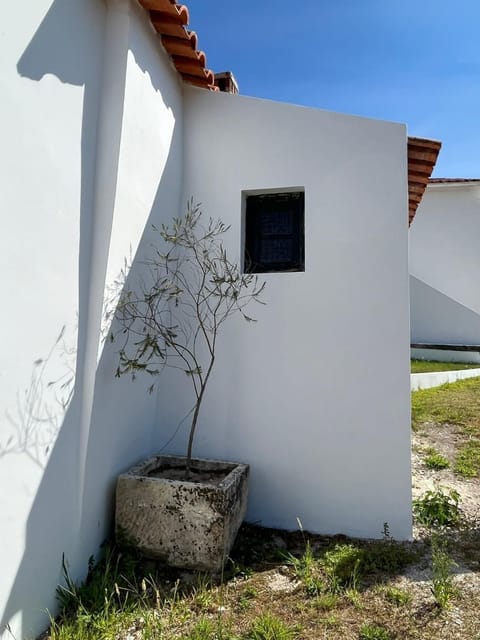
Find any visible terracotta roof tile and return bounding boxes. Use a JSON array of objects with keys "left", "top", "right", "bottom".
[
  {"left": 139, "top": 0, "right": 218, "bottom": 91},
  {"left": 407, "top": 137, "right": 441, "bottom": 225}
]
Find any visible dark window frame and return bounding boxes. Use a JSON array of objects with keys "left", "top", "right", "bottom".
[{"left": 244, "top": 191, "right": 305, "bottom": 274}]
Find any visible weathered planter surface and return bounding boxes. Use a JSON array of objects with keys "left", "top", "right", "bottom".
[{"left": 115, "top": 455, "right": 249, "bottom": 572}]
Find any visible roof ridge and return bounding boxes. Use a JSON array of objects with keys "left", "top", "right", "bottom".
[{"left": 429, "top": 178, "right": 480, "bottom": 183}]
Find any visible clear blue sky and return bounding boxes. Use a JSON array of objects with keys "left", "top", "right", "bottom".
[{"left": 186, "top": 0, "right": 480, "bottom": 177}]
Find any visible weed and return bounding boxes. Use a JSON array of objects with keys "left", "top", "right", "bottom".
[
  {"left": 359, "top": 622, "right": 391, "bottom": 640},
  {"left": 322, "top": 544, "right": 364, "bottom": 593},
  {"left": 313, "top": 593, "right": 339, "bottom": 611},
  {"left": 184, "top": 617, "right": 214, "bottom": 640},
  {"left": 363, "top": 541, "right": 417, "bottom": 575},
  {"left": 424, "top": 448, "right": 450, "bottom": 470},
  {"left": 183, "top": 617, "right": 236, "bottom": 640},
  {"left": 321, "top": 613, "right": 340, "bottom": 629},
  {"left": 382, "top": 586, "right": 412, "bottom": 607},
  {"left": 247, "top": 613, "right": 297, "bottom": 640},
  {"left": 413, "top": 488, "right": 462, "bottom": 528},
  {"left": 454, "top": 440, "right": 480, "bottom": 478},
  {"left": 190, "top": 574, "right": 215, "bottom": 612},
  {"left": 431, "top": 534, "right": 457, "bottom": 610},
  {"left": 345, "top": 587, "right": 363, "bottom": 608},
  {"left": 283, "top": 541, "right": 323, "bottom": 596},
  {"left": 237, "top": 585, "right": 257, "bottom": 611}
]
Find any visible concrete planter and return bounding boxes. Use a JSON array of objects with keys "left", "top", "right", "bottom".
[{"left": 115, "top": 455, "right": 249, "bottom": 572}]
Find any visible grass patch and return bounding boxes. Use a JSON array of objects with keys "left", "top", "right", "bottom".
[
  {"left": 283, "top": 540, "right": 324, "bottom": 596},
  {"left": 424, "top": 447, "right": 450, "bottom": 470},
  {"left": 411, "top": 359, "right": 479, "bottom": 374},
  {"left": 411, "top": 376, "right": 480, "bottom": 432},
  {"left": 454, "top": 440, "right": 480, "bottom": 478},
  {"left": 359, "top": 622, "right": 391, "bottom": 640},
  {"left": 44, "top": 521, "right": 480, "bottom": 640},
  {"left": 247, "top": 613, "right": 297, "bottom": 640},
  {"left": 381, "top": 586, "right": 412, "bottom": 607}
]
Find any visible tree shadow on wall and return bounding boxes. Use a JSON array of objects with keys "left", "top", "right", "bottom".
[
  {"left": 1, "top": 0, "right": 105, "bottom": 634},
  {"left": 1, "top": 0, "right": 182, "bottom": 637}
]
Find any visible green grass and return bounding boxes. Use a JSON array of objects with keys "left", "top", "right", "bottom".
[
  {"left": 247, "top": 613, "right": 297, "bottom": 640},
  {"left": 41, "top": 520, "right": 480, "bottom": 640},
  {"left": 411, "top": 359, "right": 479, "bottom": 374},
  {"left": 381, "top": 586, "right": 412, "bottom": 607},
  {"left": 411, "top": 377, "right": 480, "bottom": 432},
  {"left": 454, "top": 440, "right": 480, "bottom": 478},
  {"left": 359, "top": 623, "right": 391, "bottom": 640},
  {"left": 424, "top": 447, "right": 450, "bottom": 470}
]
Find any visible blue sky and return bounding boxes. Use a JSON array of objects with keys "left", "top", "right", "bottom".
[{"left": 186, "top": 0, "right": 480, "bottom": 177}]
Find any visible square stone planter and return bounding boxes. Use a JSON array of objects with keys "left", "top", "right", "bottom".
[{"left": 115, "top": 455, "right": 249, "bottom": 572}]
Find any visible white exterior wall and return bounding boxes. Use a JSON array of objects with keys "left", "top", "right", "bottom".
[
  {"left": 0, "top": 1, "right": 183, "bottom": 637},
  {"left": 410, "top": 184, "right": 480, "bottom": 344},
  {"left": 153, "top": 87, "right": 412, "bottom": 541},
  {"left": 1, "top": 5, "right": 413, "bottom": 632}
]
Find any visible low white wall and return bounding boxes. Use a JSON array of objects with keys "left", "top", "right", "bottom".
[
  {"left": 411, "top": 368, "right": 480, "bottom": 391},
  {"left": 0, "top": 1, "right": 183, "bottom": 638},
  {"left": 151, "top": 87, "right": 412, "bottom": 540}
]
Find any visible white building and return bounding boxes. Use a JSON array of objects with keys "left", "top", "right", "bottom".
[
  {"left": 0, "top": 0, "right": 439, "bottom": 637},
  {"left": 410, "top": 179, "right": 480, "bottom": 359}
]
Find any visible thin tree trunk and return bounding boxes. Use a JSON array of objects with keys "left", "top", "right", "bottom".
[{"left": 185, "top": 355, "right": 215, "bottom": 479}]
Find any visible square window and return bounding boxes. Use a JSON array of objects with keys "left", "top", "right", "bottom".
[{"left": 244, "top": 191, "right": 305, "bottom": 273}]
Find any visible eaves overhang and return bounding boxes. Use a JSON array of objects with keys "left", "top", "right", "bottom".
[{"left": 407, "top": 137, "right": 442, "bottom": 225}]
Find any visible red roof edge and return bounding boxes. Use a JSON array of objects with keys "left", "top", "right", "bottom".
[
  {"left": 139, "top": 0, "right": 218, "bottom": 91},
  {"left": 408, "top": 137, "right": 442, "bottom": 226}
]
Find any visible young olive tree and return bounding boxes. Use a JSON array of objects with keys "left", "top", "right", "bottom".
[{"left": 113, "top": 201, "right": 265, "bottom": 477}]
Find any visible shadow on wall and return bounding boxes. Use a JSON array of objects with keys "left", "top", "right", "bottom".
[
  {"left": 410, "top": 274, "right": 480, "bottom": 345},
  {"left": 1, "top": 0, "right": 182, "bottom": 637}
]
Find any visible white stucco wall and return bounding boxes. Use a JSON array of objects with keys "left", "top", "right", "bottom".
[
  {"left": 410, "top": 275, "right": 480, "bottom": 345},
  {"left": 152, "top": 87, "right": 412, "bottom": 541},
  {"left": 410, "top": 184, "right": 480, "bottom": 344},
  {"left": 1, "top": 4, "right": 413, "bottom": 633},
  {"left": 0, "top": 1, "right": 183, "bottom": 637}
]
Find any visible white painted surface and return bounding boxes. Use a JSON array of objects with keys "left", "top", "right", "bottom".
[
  {"left": 411, "top": 368, "right": 480, "bottom": 391},
  {"left": 0, "top": 1, "right": 183, "bottom": 637},
  {"left": 410, "top": 275, "right": 480, "bottom": 346},
  {"left": 410, "top": 183, "right": 480, "bottom": 344},
  {"left": 0, "top": 0, "right": 105, "bottom": 636},
  {"left": 151, "top": 87, "right": 412, "bottom": 541},
  {"left": 1, "top": 5, "right": 413, "bottom": 633}
]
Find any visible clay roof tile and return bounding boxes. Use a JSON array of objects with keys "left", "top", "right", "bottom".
[
  {"left": 407, "top": 137, "right": 441, "bottom": 225},
  {"left": 140, "top": 0, "right": 218, "bottom": 91}
]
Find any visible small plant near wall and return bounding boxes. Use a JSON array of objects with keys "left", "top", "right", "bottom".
[
  {"left": 113, "top": 199, "right": 265, "bottom": 478},
  {"left": 430, "top": 532, "right": 457, "bottom": 610},
  {"left": 413, "top": 487, "right": 462, "bottom": 529}
]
